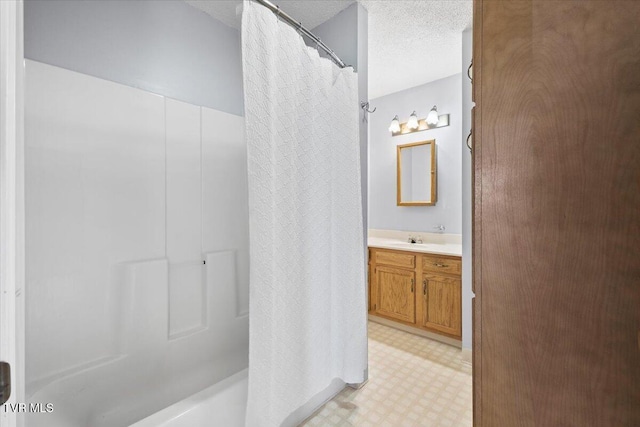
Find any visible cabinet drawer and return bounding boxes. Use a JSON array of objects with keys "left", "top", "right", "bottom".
[
  {"left": 422, "top": 255, "right": 461, "bottom": 275},
  {"left": 375, "top": 250, "right": 416, "bottom": 269}
]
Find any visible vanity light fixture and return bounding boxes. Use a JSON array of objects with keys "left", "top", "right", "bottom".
[
  {"left": 388, "top": 107, "right": 450, "bottom": 136},
  {"left": 407, "top": 111, "right": 420, "bottom": 130},
  {"left": 388, "top": 115, "right": 401, "bottom": 133},
  {"left": 426, "top": 106, "right": 439, "bottom": 126}
]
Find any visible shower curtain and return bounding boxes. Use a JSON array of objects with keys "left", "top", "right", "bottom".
[{"left": 242, "top": 1, "right": 367, "bottom": 426}]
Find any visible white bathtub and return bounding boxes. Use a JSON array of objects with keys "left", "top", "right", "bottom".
[
  {"left": 131, "top": 369, "right": 248, "bottom": 427},
  {"left": 128, "top": 369, "right": 347, "bottom": 427}
]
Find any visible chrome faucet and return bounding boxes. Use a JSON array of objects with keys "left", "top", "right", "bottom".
[{"left": 433, "top": 225, "right": 446, "bottom": 232}]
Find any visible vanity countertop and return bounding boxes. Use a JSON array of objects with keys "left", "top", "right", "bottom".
[{"left": 368, "top": 237, "right": 462, "bottom": 257}]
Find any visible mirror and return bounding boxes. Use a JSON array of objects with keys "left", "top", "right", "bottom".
[{"left": 397, "top": 140, "right": 436, "bottom": 206}]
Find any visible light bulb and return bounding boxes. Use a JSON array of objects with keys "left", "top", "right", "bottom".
[
  {"left": 407, "top": 111, "right": 420, "bottom": 130},
  {"left": 426, "top": 106, "right": 439, "bottom": 126},
  {"left": 389, "top": 115, "right": 401, "bottom": 133}
]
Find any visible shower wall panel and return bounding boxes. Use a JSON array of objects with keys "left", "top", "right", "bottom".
[
  {"left": 166, "top": 98, "right": 205, "bottom": 337},
  {"left": 166, "top": 99, "right": 202, "bottom": 264},
  {"left": 25, "top": 59, "right": 249, "bottom": 426},
  {"left": 25, "top": 59, "right": 166, "bottom": 383},
  {"left": 202, "top": 107, "right": 250, "bottom": 316}
]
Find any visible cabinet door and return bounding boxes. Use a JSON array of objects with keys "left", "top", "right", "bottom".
[
  {"left": 421, "top": 274, "right": 461, "bottom": 338},
  {"left": 375, "top": 266, "right": 415, "bottom": 323}
]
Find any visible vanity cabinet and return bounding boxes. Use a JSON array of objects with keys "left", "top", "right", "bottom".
[{"left": 369, "top": 247, "right": 461, "bottom": 340}]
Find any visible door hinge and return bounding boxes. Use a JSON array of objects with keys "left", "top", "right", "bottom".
[{"left": 0, "top": 361, "right": 10, "bottom": 406}]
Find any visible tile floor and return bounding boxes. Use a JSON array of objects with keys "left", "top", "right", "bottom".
[{"left": 302, "top": 321, "right": 472, "bottom": 427}]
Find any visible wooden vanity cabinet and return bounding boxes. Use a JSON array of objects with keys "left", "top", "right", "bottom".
[{"left": 369, "top": 247, "right": 461, "bottom": 340}]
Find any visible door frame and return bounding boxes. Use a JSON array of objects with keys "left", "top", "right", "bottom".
[{"left": 0, "top": 1, "right": 25, "bottom": 426}]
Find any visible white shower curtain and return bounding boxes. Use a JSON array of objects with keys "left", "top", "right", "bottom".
[{"left": 242, "top": 1, "right": 367, "bottom": 426}]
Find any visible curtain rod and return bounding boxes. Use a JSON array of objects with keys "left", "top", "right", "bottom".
[{"left": 252, "top": 0, "right": 348, "bottom": 69}]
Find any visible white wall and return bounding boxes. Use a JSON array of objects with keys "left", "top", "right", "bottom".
[
  {"left": 25, "top": 60, "right": 249, "bottom": 426},
  {"left": 369, "top": 74, "right": 463, "bottom": 234},
  {"left": 461, "top": 29, "right": 473, "bottom": 351},
  {"left": 309, "top": 4, "right": 357, "bottom": 69},
  {"left": 24, "top": 0, "right": 243, "bottom": 116}
]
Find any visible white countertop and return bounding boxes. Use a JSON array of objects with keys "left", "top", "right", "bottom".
[{"left": 368, "top": 237, "right": 462, "bottom": 257}]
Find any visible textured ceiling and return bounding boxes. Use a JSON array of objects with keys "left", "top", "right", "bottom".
[
  {"left": 185, "top": 0, "right": 472, "bottom": 99},
  {"left": 361, "top": 0, "right": 472, "bottom": 98}
]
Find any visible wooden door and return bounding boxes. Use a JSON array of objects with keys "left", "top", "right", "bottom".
[
  {"left": 473, "top": 0, "right": 640, "bottom": 425},
  {"left": 375, "top": 266, "right": 415, "bottom": 323},
  {"left": 421, "top": 274, "right": 461, "bottom": 338}
]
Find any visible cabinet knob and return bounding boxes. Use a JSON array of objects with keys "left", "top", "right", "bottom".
[
  {"left": 434, "top": 263, "right": 448, "bottom": 268},
  {"left": 423, "top": 279, "right": 427, "bottom": 296}
]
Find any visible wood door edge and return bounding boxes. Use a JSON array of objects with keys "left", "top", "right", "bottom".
[{"left": 472, "top": 0, "right": 483, "bottom": 425}]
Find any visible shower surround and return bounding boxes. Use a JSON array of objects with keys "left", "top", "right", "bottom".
[{"left": 25, "top": 60, "right": 250, "bottom": 426}]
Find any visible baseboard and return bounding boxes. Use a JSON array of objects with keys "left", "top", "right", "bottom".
[{"left": 368, "top": 315, "right": 462, "bottom": 348}]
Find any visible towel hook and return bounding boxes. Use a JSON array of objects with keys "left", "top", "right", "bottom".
[
  {"left": 360, "top": 101, "right": 376, "bottom": 123},
  {"left": 360, "top": 101, "right": 376, "bottom": 114}
]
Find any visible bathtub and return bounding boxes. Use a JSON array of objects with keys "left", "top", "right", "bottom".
[
  {"left": 131, "top": 369, "right": 248, "bottom": 427},
  {"left": 128, "top": 368, "right": 346, "bottom": 427}
]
